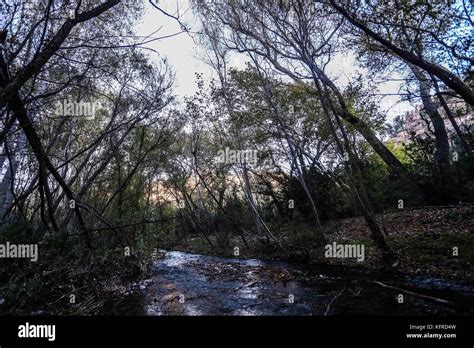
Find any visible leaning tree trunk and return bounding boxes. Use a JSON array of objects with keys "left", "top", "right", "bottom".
[
  {"left": 430, "top": 74, "right": 474, "bottom": 162},
  {"left": 411, "top": 66, "right": 451, "bottom": 200},
  {"left": 315, "top": 79, "right": 396, "bottom": 265}
]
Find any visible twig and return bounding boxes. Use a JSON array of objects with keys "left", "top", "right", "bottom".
[
  {"left": 324, "top": 288, "right": 345, "bottom": 316},
  {"left": 371, "top": 281, "right": 457, "bottom": 308}
]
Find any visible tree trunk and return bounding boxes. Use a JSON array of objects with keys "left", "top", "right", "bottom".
[
  {"left": 430, "top": 75, "right": 474, "bottom": 162},
  {"left": 411, "top": 66, "right": 452, "bottom": 199}
]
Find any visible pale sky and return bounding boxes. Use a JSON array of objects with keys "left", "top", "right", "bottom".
[
  {"left": 136, "top": 0, "right": 413, "bottom": 121},
  {"left": 136, "top": 0, "right": 218, "bottom": 98}
]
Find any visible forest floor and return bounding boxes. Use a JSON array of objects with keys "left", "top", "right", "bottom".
[{"left": 177, "top": 206, "right": 474, "bottom": 282}]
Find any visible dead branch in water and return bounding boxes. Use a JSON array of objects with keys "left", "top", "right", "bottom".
[
  {"left": 324, "top": 288, "right": 345, "bottom": 316},
  {"left": 371, "top": 281, "right": 458, "bottom": 308}
]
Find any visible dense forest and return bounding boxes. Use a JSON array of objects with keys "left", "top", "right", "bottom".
[{"left": 0, "top": 0, "right": 472, "bottom": 316}]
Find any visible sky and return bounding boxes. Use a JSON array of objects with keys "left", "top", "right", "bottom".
[
  {"left": 136, "top": 0, "right": 414, "bottom": 121},
  {"left": 136, "top": 0, "right": 218, "bottom": 98}
]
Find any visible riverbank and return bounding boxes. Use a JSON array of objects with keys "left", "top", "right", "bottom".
[{"left": 0, "top": 222, "right": 154, "bottom": 315}]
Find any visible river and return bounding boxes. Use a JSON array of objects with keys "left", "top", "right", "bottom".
[{"left": 102, "top": 250, "right": 473, "bottom": 316}]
